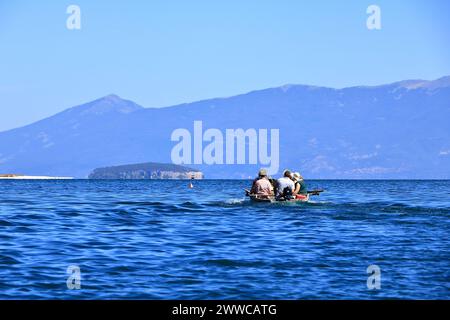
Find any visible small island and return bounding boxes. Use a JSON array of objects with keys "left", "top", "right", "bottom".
[{"left": 88, "top": 162, "right": 203, "bottom": 179}]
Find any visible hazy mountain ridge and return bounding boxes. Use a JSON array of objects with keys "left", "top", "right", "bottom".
[{"left": 0, "top": 77, "right": 449, "bottom": 178}]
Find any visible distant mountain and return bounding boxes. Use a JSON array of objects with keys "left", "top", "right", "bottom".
[
  {"left": 0, "top": 76, "right": 449, "bottom": 178},
  {"left": 88, "top": 162, "right": 203, "bottom": 179}
]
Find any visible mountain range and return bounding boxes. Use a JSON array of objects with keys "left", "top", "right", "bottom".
[{"left": 1, "top": 76, "right": 449, "bottom": 179}]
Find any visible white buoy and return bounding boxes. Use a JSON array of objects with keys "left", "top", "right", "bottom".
[{"left": 189, "top": 175, "right": 195, "bottom": 188}]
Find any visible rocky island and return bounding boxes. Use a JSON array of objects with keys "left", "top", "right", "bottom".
[{"left": 88, "top": 162, "right": 203, "bottom": 179}]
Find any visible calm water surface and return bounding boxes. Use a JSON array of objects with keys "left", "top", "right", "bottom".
[{"left": 0, "top": 180, "right": 449, "bottom": 299}]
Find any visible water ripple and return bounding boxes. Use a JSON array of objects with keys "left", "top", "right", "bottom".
[{"left": 0, "top": 179, "right": 449, "bottom": 299}]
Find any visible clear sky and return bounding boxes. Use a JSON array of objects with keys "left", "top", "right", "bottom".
[{"left": 0, "top": 0, "right": 449, "bottom": 131}]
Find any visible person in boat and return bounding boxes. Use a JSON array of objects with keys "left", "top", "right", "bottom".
[
  {"left": 250, "top": 169, "right": 274, "bottom": 197},
  {"left": 276, "top": 170, "right": 295, "bottom": 200},
  {"left": 268, "top": 177, "right": 278, "bottom": 196},
  {"left": 293, "top": 172, "right": 308, "bottom": 200}
]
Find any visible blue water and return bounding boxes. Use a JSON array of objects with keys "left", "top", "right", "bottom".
[{"left": 0, "top": 180, "right": 449, "bottom": 299}]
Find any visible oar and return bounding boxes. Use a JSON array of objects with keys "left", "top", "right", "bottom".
[{"left": 307, "top": 189, "right": 324, "bottom": 196}]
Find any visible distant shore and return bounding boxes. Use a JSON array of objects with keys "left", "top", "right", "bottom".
[{"left": 0, "top": 174, "right": 73, "bottom": 180}]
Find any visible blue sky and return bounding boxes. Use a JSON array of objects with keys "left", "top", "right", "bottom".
[{"left": 0, "top": 0, "right": 449, "bottom": 131}]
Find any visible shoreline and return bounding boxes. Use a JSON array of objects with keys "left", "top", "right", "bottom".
[{"left": 0, "top": 175, "right": 73, "bottom": 180}]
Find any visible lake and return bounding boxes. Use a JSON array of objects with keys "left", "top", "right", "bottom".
[{"left": 0, "top": 179, "right": 449, "bottom": 299}]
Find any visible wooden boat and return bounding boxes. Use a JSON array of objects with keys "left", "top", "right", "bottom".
[
  {"left": 245, "top": 189, "right": 323, "bottom": 203},
  {"left": 248, "top": 194, "right": 310, "bottom": 203}
]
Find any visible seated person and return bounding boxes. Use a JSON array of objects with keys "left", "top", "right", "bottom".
[
  {"left": 250, "top": 169, "right": 274, "bottom": 197},
  {"left": 293, "top": 172, "right": 308, "bottom": 199},
  {"left": 276, "top": 170, "right": 295, "bottom": 200},
  {"left": 268, "top": 177, "right": 278, "bottom": 196}
]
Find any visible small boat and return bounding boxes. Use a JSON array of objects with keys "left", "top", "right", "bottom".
[
  {"left": 245, "top": 189, "right": 323, "bottom": 204},
  {"left": 248, "top": 194, "right": 310, "bottom": 203}
]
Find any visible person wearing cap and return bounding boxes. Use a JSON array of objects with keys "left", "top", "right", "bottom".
[
  {"left": 250, "top": 169, "right": 274, "bottom": 197},
  {"left": 276, "top": 170, "right": 295, "bottom": 199},
  {"left": 293, "top": 172, "right": 308, "bottom": 199}
]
